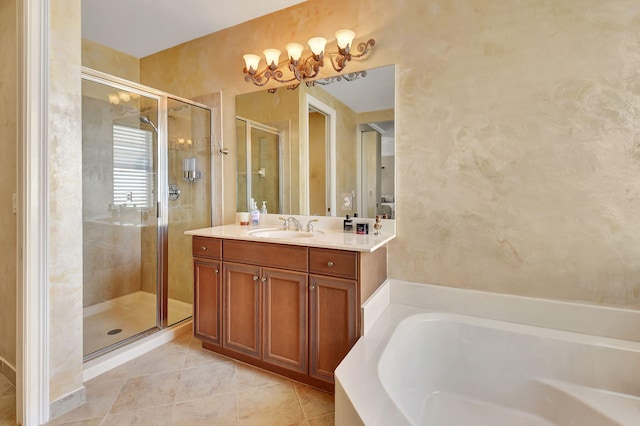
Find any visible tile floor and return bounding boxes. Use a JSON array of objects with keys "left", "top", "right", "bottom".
[
  {"left": 47, "top": 333, "right": 335, "bottom": 425},
  {"left": 0, "top": 374, "right": 16, "bottom": 426}
]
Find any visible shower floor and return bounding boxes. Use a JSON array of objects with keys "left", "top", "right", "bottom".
[{"left": 83, "top": 291, "right": 192, "bottom": 356}]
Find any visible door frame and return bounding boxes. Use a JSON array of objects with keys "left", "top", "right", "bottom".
[
  {"left": 17, "top": 0, "right": 50, "bottom": 424},
  {"left": 301, "top": 94, "right": 336, "bottom": 216}
]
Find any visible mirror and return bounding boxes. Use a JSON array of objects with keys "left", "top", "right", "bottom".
[{"left": 236, "top": 65, "right": 395, "bottom": 219}]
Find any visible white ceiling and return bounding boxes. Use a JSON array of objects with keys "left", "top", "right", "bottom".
[
  {"left": 320, "top": 65, "right": 395, "bottom": 114},
  {"left": 81, "top": 0, "right": 307, "bottom": 58}
]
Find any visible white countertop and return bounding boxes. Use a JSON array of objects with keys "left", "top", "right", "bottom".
[{"left": 185, "top": 215, "right": 395, "bottom": 252}]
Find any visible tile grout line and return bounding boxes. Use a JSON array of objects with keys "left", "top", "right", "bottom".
[
  {"left": 98, "top": 375, "right": 127, "bottom": 426},
  {"left": 292, "top": 382, "right": 309, "bottom": 422}
]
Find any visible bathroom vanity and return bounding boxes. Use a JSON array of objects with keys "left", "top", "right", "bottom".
[{"left": 186, "top": 221, "right": 393, "bottom": 392}]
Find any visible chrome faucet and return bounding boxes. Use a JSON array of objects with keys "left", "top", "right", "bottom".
[
  {"left": 287, "top": 217, "right": 302, "bottom": 231},
  {"left": 306, "top": 219, "right": 319, "bottom": 232}
]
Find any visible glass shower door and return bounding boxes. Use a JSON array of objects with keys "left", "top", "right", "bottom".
[
  {"left": 81, "top": 77, "right": 159, "bottom": 357},
  {"left": 164, "top": 98, "right": 212, "bottom": 327}
]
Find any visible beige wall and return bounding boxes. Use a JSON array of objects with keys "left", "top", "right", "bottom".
[
  {"left": 139, "top": 0, "right": 640, "bottom": 309},
  {"left": 82, "top": 38, "right": 140, "bottom": 82},
  {"left": 0, "top": 0, "right": 17, "bottom": 371},
  {"left": 49, "top": 0, "right": 84, "bottom": 403}
]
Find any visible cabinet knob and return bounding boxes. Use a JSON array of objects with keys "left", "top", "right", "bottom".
[
  {"left": 327, "top": 261, "right": 334, "bottom": 267},
  {"left": 309, "top": 285, "right": 316, "bottom": 290},
  {"left": 214, "top": 269, "right": 219, "bottom": 274},
  {"left": 201, "top": 246, "right": 207, "bottom": 251},
  {"left": 261, "top": 277, "right": 267, "bottom": 282},
  {"left": 253, "top": 275, "right": 259, "bottom": 281}
]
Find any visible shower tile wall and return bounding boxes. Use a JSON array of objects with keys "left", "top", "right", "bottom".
[{"left": 83, "top": 223, "right": 142, "bottom": 306}]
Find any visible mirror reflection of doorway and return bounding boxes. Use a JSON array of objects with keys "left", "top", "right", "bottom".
[
  {"left": 308, "top": 109, "right": 327, "bottom": 215},
  {"left": 303, "top": 94, "right": 336, "bottom": 216},
  {"left": 359, "top": 120, "right": 395, "bottom": 218}
]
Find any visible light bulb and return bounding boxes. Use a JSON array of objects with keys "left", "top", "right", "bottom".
[
  {"left": 107, "top": 94, "right": 120, "bottom": 105},
  {"left": 308, "top": 37, "right": 327, "bottom": 56},
  {"left": 243, "top": 54, "right": 261, "bottom": 72},
  {"left": 335, "top": 29, "right": 356, "bottom": 49},
  {"left": 263, "top": 48, "right": 281, "bottom": 67},
  {"left": 285, "top": 43, "right": 304, "bottom": 62},
  {"left": 118, "top": 91, "right": 131, "bottom": 103}
]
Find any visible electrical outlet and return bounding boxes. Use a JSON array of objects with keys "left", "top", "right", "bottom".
[{"left": 342, "top": 193, "right": 353, "bottom": 210}]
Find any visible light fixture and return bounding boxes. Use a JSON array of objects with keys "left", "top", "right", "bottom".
[{"left": 242, "top": 29, "right": 375, "bottom": 89}]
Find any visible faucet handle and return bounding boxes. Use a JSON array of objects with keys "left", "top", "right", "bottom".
[
  {"left": 306, "top": 219, "right": 319, "bottom": 232},
  {"left": 278, "top": 217, "right": 289, "bottom": 230}
]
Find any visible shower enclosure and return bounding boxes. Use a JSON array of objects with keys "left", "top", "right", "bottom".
[{"left": 81, "top": 68, "right": 212, "bottom": 358}]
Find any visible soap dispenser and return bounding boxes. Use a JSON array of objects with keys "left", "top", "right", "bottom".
[
  {"left": 261, "top": 201, "right": 268, "bottom": 214},
  {"left": 250, "top": 201, "right": 260, "bottom": 225}
]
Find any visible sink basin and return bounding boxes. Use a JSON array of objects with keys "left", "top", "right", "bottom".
[{"left": 248, "top": 229, "right": 318, "bottom": 239}]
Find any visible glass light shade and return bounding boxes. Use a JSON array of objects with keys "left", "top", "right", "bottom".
[
  {"left": 107, "top": 93, "right": 120, "bottom": 105},
  {"left": 263, "top": 48, "right": 282, "bottom": 67},
  {"left": 243, "top": 54, "right": 261, "bottom": 71},
  {"left": 335, "top": 29, "right": 356, "bottom": 49},
  {"left": 285, "top": 43, "right": 304, "bottom": 61},
  {"left": 308, "top": 37, "right": 327, "bottom": 55},
  {"left": 118, "top": 91, "right": 131, "bottom": 103}
]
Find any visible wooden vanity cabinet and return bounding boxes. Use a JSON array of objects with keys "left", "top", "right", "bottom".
[
  {"left": 262, "top": 267, "right": 308, "bottom": 373},
  {"left": 222, "top": 262, "right": 261, "bottom": 358},
  {"left": 222, "top": 259, "right": 308, "bottom": 373},
  {"left": 309, "top": 275, "right": 357, "bottom": 383},
  {"left": 192, "top": 236, "right": 387, "bottom": 392},
  {"left": 192, "top": 237, "right": 222, "bottom": 345}
]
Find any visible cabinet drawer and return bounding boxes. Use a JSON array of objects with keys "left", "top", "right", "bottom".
[
  {"left": 193, "top": 237, "right": 222, "bottom": 259},
  {"left": 223, "top": 240, "right": 308, "bottom": 272},
  {"left": 309, "top": 248, "right": 357, "bottom": 280}
]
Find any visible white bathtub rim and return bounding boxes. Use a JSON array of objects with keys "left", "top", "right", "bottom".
[
  {"left": 380, "top": 312, "right": 640, "bottom": 353},
  {"left": 384, "top": 279, "right": 640, "bottom": 343}
]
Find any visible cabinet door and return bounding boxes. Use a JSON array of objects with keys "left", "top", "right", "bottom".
[
  {"left": 262, "top": 268, "right": 308, "bottom": 373},
  {"left": 309, "top": 275, "right": 358, "bottom": 383},
  {"left": 223, "top": 262, "right": 261, "bottom": 359},
  {"left": 193, "top": 259, "right": 222, "bottom": 345}
]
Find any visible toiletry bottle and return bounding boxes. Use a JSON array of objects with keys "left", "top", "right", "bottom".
[
  {"left": 251, "top": 201, "right": 260, "bottom": 225},
  {"left": 356, "top": 222, "right": 369, "bottom": 235},
  {"left": 343, "top": 215, "right": 353, "bottom": 233},
  {"left": 261, "top": 201, "right": 268, "bottom": 214}
]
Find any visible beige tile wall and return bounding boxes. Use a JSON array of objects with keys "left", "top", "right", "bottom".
[
  {"left": 139, "top": 0, "right": 640, "bottom": 309},
  {"left": 0, "top": 0, "right": 17, "bottom": 370}
]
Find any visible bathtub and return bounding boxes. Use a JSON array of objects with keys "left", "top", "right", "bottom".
[{"left": 335, "top": 281, "right": 640, "bottom": 426}]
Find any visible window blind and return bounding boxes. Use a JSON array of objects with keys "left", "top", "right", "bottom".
[{"left": 113, "top": 124, "right": 153, "bottom": 209}]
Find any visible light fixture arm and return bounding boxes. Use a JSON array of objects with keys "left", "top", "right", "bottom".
[{"left": 330, "top": 39, "right": 375, "bottom": 72}]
